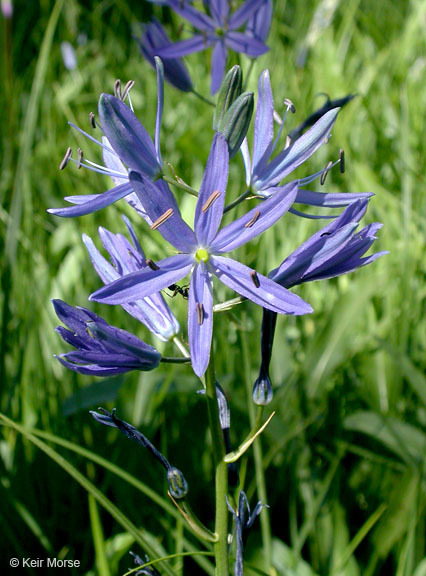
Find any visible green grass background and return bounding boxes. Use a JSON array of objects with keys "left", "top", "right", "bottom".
[{"left": 0, "top": 0, "right": 425, "bottom": 574}]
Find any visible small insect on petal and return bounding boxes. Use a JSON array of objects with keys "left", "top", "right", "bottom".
[
  {"left": 150, "top": 208, "right": 174, "bottom": 230},
  {"left": 146, "top": 258, "right": 160, "bottom": 271},
  {"left": 202, "top": 190, "right": 221, "bottom": 213},
  {"left": 196, "top": 302, "right": 204, "bottom": 325},
  {"left": 245, "top": 210, "right": 260, "bottom": 228},
  {"left": 320, "top": 161, "right": 333, "bottom": 185},
  {"left": 250, "top": 270, "right": 260, "bottom": 288},
  {"left": 59, "top": 147, "right": 72, "bottom": 170},
  {"left": 339, "top": 148, "right": 345, "bottom": 173}
]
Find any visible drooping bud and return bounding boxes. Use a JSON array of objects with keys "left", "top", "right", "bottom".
[
  {"left": 252, "top": 368, "right": 273, "bottom": 406},
  {"left": 217, "top": 92, "right": 254, "bottom": 158},
  {"left": 252, "top": 309, "right": 278, "bottom": 405},
  {"left": 213, "top": 65, "right": 243, "bottom": 131},
  {"left": 167, "top": 467, "right": 189, "bottom": 500}
]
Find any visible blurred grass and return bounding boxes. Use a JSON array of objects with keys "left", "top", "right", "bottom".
[{"left": 0, "top": 0, "right": 425, "bottom": 574}]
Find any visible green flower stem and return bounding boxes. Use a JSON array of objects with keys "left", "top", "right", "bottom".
[
  {"left": 223, "top": 189, "right": 252, "bottom": 213},
  {"left": 160, "top": 356, "right": 192, "bottom": 364},
  {"left": 190, "top": 89, "right": 215, "bottom": 107},
  {"left": 205, "top": 351, "right": 229, "bottom": 575},
  {"left": 162, "top": 174, "right": 199, "bottom": 197},
  {"left": 168, "top": 495, "right": 218, "bottom": 543},
  {"left": 243, "top": 59, "right": 256, "bottom": 92},
  {"left": 241, "top": 314, "right": 273, "bottom": 574}
]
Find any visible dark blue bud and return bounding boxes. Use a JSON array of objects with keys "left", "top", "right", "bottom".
[
  {"left": 167, "top": 467, "right": 189, "bottom": 500},
  {"left": 252, "top": 368, "right": 273, "bottom": 406}
]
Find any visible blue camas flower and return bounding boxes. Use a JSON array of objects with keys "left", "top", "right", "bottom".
[
  {"left": 90, "top": 133, "right": 312, "bottom": 377},
  {"left": 82, "top": 215, "right": 180, "bottom": 342},
  {"left": 53, "top": 300, "right": 161, "bottom": 376},
  {"left": 156, "top": 0, "right": 269, "bottom": 93},
  {"left": 269, "top": 199, "right": 387, "bottom": 287},
  {"left": 246, "top": 0, "right": 273, "bottom": 43},
  {"left": 137, "top": 19, "right": 193, "bottom": 92},
  {"left": 253, "top": 199, "right": 387, "bottom": 403},
  {"left": 242, "top": 70, "right": 373, "bottom": 217},
  {"left": 49, "top": 58, "right": 168, "bottom": 218}
]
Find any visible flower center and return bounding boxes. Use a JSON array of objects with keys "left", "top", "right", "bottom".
[{"left": 195, "top": 248, "right": 210, "bottom": 263}]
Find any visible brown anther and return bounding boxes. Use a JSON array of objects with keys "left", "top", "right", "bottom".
[
  {"left": 59, "top": 147, "right": 72, "bottom": 170},
  {"left": 146, "top": 259, "right": 160, "bottom": 271},
  {"left": 284, "top": 98, "right": 296, "bottom": 113},
  {"left": 244, "top": 210, "right": 260, "bottom": 228},
  {"left": 250, "top": 270, "right": 260, "bottom": 288},
  {"left": 320, "top": 232, "right": 332, "bottom": 237},
  {"left": 121, "top": 80, "right": 135, "bottom": 101},
  {"left": 196, "top": 302, "right": 204, "bottom": 325},
  {"left": 202, "top": 190, "right": 221, "bottom": 213},
  {"left": 339, "top": 149, "right": 345, "bottom": 173},
  {"left": 150, "top": 208, "right": 174, "bottom": 230},
  {"left": 320, "top": 161, "right": 333, "bottom": 185},
  {"left": 89, "top": 112, "right": 96, "bottom": 129},
  {"left": 77, "top": 148, "right": 84, "bottom": 169},
  {"left": 114, "top": 79, "right": 122, "bottom": 99}
]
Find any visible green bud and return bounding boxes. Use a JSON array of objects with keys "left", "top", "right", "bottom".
[
  {"left": 213, "top": 65, "right": 242, "bottom": 131},
  {"left": 167, "top": 467, "right": 189, "bottom": 500},
  {"left": 218, "top": 92, "right": 254, "bottom": 158}
]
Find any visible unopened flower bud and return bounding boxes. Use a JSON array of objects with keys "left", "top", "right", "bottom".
[
  {"left": 218, "top": 92, "right": 254, "bottom": 158},
  {"left": 252, "top": 369, "right": 273, "bottom": 405},
  {"left": 167, "top": 467, "right": 189, "bottom": 500},
  {"left": 213, "top": 65, "right": 243, "bottom": 131}
]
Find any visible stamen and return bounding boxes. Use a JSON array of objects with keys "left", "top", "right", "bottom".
[
  {"left": 320, "top": 161, "right": 333, "bottom": 185},
  {"left": 196, "top": 302, "right": 204, "bottom": 325},
  {"left": 121, "top": 80, "right": 135, "bottom": 101},
  {"left": 250, "top": 270, "right": 260, "bottom": 288},
  {"left": 284, "top": 98, "right": 296, "bottom": 114},
  {"left": 68, "top": 157, "right": 128, "bottom": 179},
  {"left": 298, "top": 158, "right": 340, "bottom": 186},
  {"left": 84, "top": 158, "right": 127, "bottom": 178},
  {"left": 320, "top": 231, "right": 332, "bottom": 237},
  {"left": 245, "top": 211, "right": 260, "bottom": 228},
  {"left": 339, "top": 148, "right": 345, "bottom": 173},
  {"left": 146, "top": 259, "right": 160, "bottom": 271},
  {"left": 69, "top": 123, "right": 116, "bottom": 155},
  {"left": 114, "top": 79, "right": 121, "bottom": 99},
  {"left": 89, "top": 112, "right": 96, "bottom": 129},
  {"left": 59, "top": 147, "right": 72, "bottom": 170},
  {"left": 271, "top": 97, "right": 295, "bottom": 153},
  {"left": 150, "top": 208, "right": 174, "bottom": 230},
  {"left": 77, "top": 148, "right": 84, "bottom": 169},
  {"left": 202, "top": 190, "right": 221, "bottom": 213}
]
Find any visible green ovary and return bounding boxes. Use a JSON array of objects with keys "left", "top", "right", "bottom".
[{"left": 195, "top": 248, "right": 210, "bottom": 263}]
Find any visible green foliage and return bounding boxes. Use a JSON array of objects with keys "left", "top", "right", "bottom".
[{"left": 0, "top": 0, "right": 424, "bottom": 574}]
